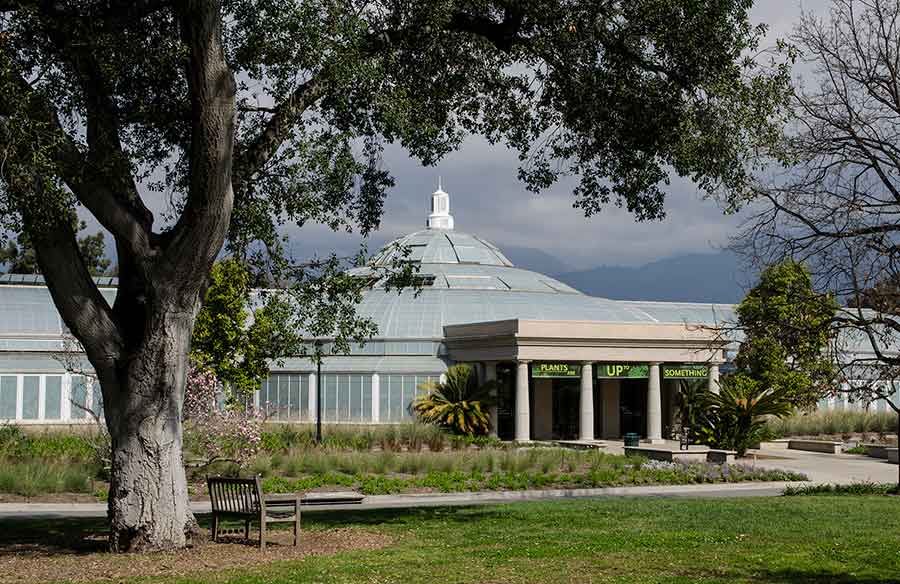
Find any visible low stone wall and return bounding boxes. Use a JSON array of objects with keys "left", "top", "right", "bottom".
[
  {"left": 625, "top": 446, "right": 709, "bottom": 463},
  {"left": 787, "top": 440, "right": 842, "bottom": 454},
  {"left": 758, "top": 439, "right": 791, "bottom": 450},
  {"left": 624, "top": 446, "right": 735, "bottom": 464},
  {"left": 888, "top": 448, "right": 898, "bottom": 464},
  {"left": 862, "top": 443, "right": 890, "bottom": 459},
  {"left": 707, "top": 450, "right": 737, "bottom": 465}
]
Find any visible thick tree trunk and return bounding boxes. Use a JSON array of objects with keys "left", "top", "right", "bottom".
[{"left": 102, "top": 308, "right": 197, "bottom": 552}]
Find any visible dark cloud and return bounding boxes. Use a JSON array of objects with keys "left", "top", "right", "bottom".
[{"left": 285, "top": 0, "right": 829, "bottom": 271}]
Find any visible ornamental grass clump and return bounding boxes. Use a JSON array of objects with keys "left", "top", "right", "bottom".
[
  {"left": 0, "top": 460, "right": 94, "bottom": 497},
  {"left": 413, "top": 364, "right": 496, "bottom": 436},
  {"left": 767, "top": 410, "right": 896, "bottom": 439}
]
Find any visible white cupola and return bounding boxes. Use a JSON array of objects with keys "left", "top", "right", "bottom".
[{"left": 426, "top": 178, "right": 454, "bottom": 230}]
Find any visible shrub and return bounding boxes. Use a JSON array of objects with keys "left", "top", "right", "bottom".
[
  {"left": 18, "top": 433, "right": 95, "bottom": 460},
  {"left": 0, "top": 424, "right": 23, "bottom": 451},
  {"left": 783, "top": 482, "right": 898, "bottom": 496},
  {"left": 0, "top": 426, "right": 96, "bottom": 462},
  {"left": 270, "top": 425, "right": 314, "bottom": 450}
]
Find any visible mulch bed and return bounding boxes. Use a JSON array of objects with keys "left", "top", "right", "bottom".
[{"left": 0, "top": 527, "right": 392, "bottom": 583}]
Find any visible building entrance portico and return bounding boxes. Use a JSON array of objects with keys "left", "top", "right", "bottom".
[{"left": 447, "top": 319, "right": 727, "bottom": 443}]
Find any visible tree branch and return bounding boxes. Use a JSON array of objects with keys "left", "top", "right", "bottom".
[
  {"left": 232, "top": 77, "right": 323, "bottom": 189},
  {"left": 0, "top": 1, "right": 35, "bottom": 11},
  {"left": 447, "top": 8, "right": 525, "bottom": 52},
  {"left": 0, "top": 57, "right": 153, "bottom": 258},
  {"left": 159, "top": 0, "right": 235, "bottom": 297},
  {"left": 233, "top": 7, "right": 527, "bottom": 186},
  {"left": 1, "top": 169, "right": 123, "bottom": 370}
]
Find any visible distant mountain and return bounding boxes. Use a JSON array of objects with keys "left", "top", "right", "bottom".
[
  {"left": 501, "top": 245, "right": 575, "bottom": 276},
  {"left": 554, "top": 251, "right": 752, "bottom": 304}
]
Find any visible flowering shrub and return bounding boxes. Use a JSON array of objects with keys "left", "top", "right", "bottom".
[{"left": 183, "top": 364, "right": 262, "bottom": 466}]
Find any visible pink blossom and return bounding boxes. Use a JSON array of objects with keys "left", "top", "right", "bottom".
[{"left": 184, "top": 362, "right": 262, "bottom": 466}]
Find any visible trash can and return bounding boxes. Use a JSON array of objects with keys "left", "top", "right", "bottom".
[{"left": 623, "top": 433, "right": 640, "bottom": 447}]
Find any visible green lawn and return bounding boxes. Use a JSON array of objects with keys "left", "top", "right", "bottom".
[{"left": 15, "top": 496, "right": 900, "bottom": 584}]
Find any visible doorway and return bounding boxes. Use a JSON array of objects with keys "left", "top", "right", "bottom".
[
  {"left": 495, "top": 363, "right": 516, "bottom": 440},
  {"left": 551, "top": 378, "right": 580, "bottom": 439},
  {"left": 620, "top": 379, "right": 647, "bottom": 437}
]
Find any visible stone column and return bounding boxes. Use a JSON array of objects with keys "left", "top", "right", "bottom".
[
  {"left": 647, "top": 362, "right": 663, "bottom": 443},
  {"left": 515, "top": 360, "right": 531, "bottom": 442},
  {"left": 484, "top": 362, "right": 499, "bottom": 438},
  {"left": 579, "top": 362, "right": 594, "bottom": 441},
  {"left": 708, "top": 363, "right": 720, "bottom": 395}
]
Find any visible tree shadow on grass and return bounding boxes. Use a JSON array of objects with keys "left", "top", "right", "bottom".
[
  {"left": 0, "top": 517, "right": 110, "bottom": 555},
  {"left": 0, "top": 506, "right": 502, "bottom": 555},
  {"left": 0, "top": 514, "right": 229, "bottom": 556},
  {"left": 304, "top": 504, "right": 516, "bottom": 529},
  {"left": 697, "top": 567, "right": 900, "bottom": 584},
  {"left": 3, "top": 502, "right": 548, "bottom": 557}
]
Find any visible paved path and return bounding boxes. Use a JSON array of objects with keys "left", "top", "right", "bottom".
[
  {"left": 745, "top": 448, "right": 899, "bottom": 483},
  {"left": 0, "top": 482, "right": 807, "bottom": 519},
  {"left": 599, "top": 440, "right": 899, "bottom": 483}
]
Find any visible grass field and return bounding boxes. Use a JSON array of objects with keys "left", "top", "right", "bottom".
[{"left": 5, "top": 496, "right": 900, "bottom": 583}]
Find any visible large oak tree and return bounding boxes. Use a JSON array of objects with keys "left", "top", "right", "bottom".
[{"left": 0, "top": 0, "right": 787, "bottom": 551}]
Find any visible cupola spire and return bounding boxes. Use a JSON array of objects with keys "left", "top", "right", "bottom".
[{"left": 426, "top": 178, "right": 454, "bottom": 230}]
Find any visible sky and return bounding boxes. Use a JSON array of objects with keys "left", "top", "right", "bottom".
[{"left": 284, "top": 0, "right": 830, "bottom": 271}]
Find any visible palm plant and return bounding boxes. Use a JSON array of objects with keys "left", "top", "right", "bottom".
[
  {"left": 674, "top": 380, "right": 713, "bottom": 444},
  {"left": 412, "top": 365, "right": 497, "bottom": 436},
  {"left": 698, "top": 373, "right": 793, "bottom": 456}
]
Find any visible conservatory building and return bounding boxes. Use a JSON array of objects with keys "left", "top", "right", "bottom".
[{"left": 0, "top": 186, "right": 749, "bottom": 442}]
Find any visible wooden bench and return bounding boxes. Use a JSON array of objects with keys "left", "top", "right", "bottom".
[{"left": 207, "top": 476, "right": 300, "bottom": 550}]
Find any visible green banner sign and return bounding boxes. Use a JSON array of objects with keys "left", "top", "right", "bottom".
[
  {"left": 595, "top": 363, "right": 649, "bottom": 379},
  {"left": 663, "top": 364, "right": 709, "bottom": 379},
  {"left": 532, "top": 363, "right": 581, "bottom": 378}
]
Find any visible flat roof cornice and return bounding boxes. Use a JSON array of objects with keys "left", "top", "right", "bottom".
[{"left": 443, "top": 319, "right": 727, "bottom": 364}]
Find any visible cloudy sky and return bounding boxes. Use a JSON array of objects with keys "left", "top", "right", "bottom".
[
  {"left": 288, "top": 0, "right": 829, "bottom": 271},
  {"left": 65, "top": 1, "right": 827, "bottom": 275}
]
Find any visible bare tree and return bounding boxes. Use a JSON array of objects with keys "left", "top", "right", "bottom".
[
  {"left": 53, "top": 335, "right": 112, "bottom": 476},
  {"left": 735, "top": 0, "right": 900, "bottom": 456}
]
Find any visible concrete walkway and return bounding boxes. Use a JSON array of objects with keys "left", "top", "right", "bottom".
[
  {"left": 598, "top": 439, "right": 899, "bottom": 483},
  {"left": 0, "top": 482, "right": 807, "bottom": 519},
  {"left": 745, "top": 448, "right": 899, "bottom": 483}
]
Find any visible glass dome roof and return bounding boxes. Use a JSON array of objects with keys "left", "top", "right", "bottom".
[
  {"left": 354, "top": 227, "right": 582, "bottom": 295},
  {"left": 371, "top": 229, "right": 514, "bottom": 267}
]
